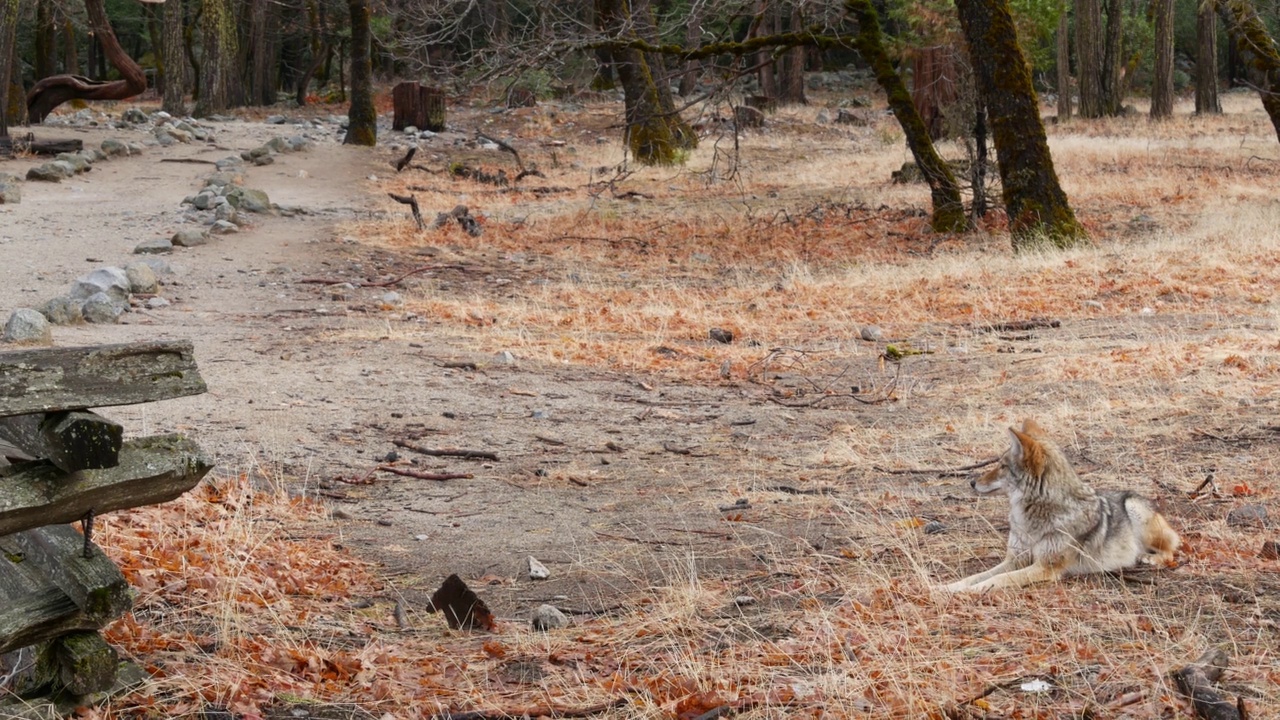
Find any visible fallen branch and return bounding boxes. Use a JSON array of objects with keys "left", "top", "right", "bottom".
[
  {"left": 376, "top": 466, "right": 473, "bottom": 481},
  {"left": 1171, "top": 648, "right": 1242, "bottom": 720},
  {"left": 296, "top": 264, "right": 468, "bottom": 288},
  {"left": 977, "top": 318, "right": 1061, "bottom": 333},
  {"left": 433, "top": 698, "right": 626, "bottom": 720},
  {"left": 393, "top": 146, "right": 417, "bottom": 172},
  {"left": 388, "top": 193, "right": 424, "bottom": 230},
  {"left": 872, "top": 457, "right": 999, "bottom": 477},
  {"left": 393, "top": 439, "right": 499, "bottom": 461},
  {"left": 477, "top": 132, "right": 525, "bottom": 172}
]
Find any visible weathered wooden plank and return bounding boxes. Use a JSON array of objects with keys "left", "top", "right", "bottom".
[
  {"left": 0, "top": 341, "right": 206, "bottom": 418},
  {"left": 5, "top": 525, "right": 132, "bottom": 623},
  {"left": 0, "top": 545, "right": 100, "bottom": 655},
  {"left": 52, "top": 631, "right": 120, "bottom": 695},
  {"left": 0, "top": 411, "right": 124, "bottom": 471},
  {"left": 0, "top": 434, "right": 212, "bottom": 537}
]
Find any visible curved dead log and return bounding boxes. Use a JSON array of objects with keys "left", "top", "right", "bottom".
[{"left": 26, "top": 0, "right": 147, "bottom": 122}]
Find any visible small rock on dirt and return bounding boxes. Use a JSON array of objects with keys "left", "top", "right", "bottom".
[
  {"left": 528, "top": 556, "right": 550, "bottom": 580},
  {"left": 125, "top": 263, "right": 159, "bottom": 294},
  {"left": 210, "top": 220, "right": 239, "bottom": 234},
  {"left": 861, "top": 325, "right": 883, "bottom": 341},
  {"left": 145, "top": 297, "right": 170, "bottom": 309},
  {"left": 1228, "top": 504, "right": 1269, "bottom": 528},
  {"left": 733, "top": 595, "right": 757, "bottom": 607},
  {"left": 172, "top": 229, "right": 209, "bottom": 247},
  {"left": 135, "top": 237, "right": 174, "bottom": 254},
  {"left": 70, "top": 267, "right": 130, "bottom": 303},
  {"left": 924, "top": 521, "right": 947, "bottom": 535},
  {"left": 0, "top": 173, "right": 21, "bottom": 204},
  {"left": 26, "top": 162, "right": 74, "bottom": 182},
  {"left": 530, "top": 604, "right": 570, "bottom": 631},
  {"left": 40, "top": 295, "right": 83, "bottom": 325},
  {"left": 3, "top": 308, "right": 52, "bottom": 345},
  {"left": 709, "top": 327, "right": 734, "bottom": 344},
  {"left": 81, "top": 292, "right": 124, "bottom": 323},
  {"left": 101, "top": 138, "right": 130, "bottom": 157}
]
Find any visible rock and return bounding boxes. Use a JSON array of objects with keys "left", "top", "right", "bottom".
[
  {"left": 70, "top": 267, "right": 130, "bottom": 303},
  {"left": 266, "top": 136, "right": 291, "bottom": 153},
  {"left": 26, "top": 162, "right": 74, "bottom": 182},
  {"left": 214, "top": 202, "right": 239, "bottom": 224},
  {"left": 528, "top": 556, "right": 550, "bottom": 580},
  {"left": 210, "top": 220, "right": 239, "bottom": 234},
  {"left": 530, "top": 604, "right": 570, "bottom": 631},
  {"left": 189, "top": 191, "right": 217, "bottom": 210},
  {"left": 125, "top": 142, "right": 146, "bottom": 155},
  {"left": 135, "top": 256, "right": 173, "bottom": 275},
  {"left": 708, "top": 327, "right": 734, "bottom": 344},
  {"left": 214, "top": 157, "right": 244, "bottom": 171},
  {"left": 265, "top": 114, "right": 287, "bottom": 125},
  {"left": 0, "top": 172, "right": 20, "bottom": 204},
  {"left": 125, "top": 263, "right": 159, "bottom": 294},
  {"left": 40, "top": 295, "right": 84, "bottom": 325},
  {"left": 1227, "top": 504, "right": 1269, "bottom": 528},
  {"left": 835, "top": 108, "right": 871, "bottom": 126},
  {"left": 252, "top": 153, "right": 275, "bottom": 167},
  {"left": 1260, "top": 540, "right": 1280, "bottom": 560},
  {"left": 81, "top": 292, "right": 124, "bottom": 324},
  {"left": 172, "top": 229, "right": 209, "bottom": 247},
  {"left": 733, "top": 595, "right": 757, "bottom": 607},
  {"left": 497, "top": 350, "right": 516, "bottom": 365},
  {"left": 225, "top": 186, "right": 272, "bottom": 213},
  {"left": 287, "top": 135, "right": 312, "bottom": 152},
  {"left": 135, "top": 237, "right": 174, "bottom": 254},
  {"left": 3, "top": 309, "right": 52, "bottom": 345},
  {"left": 54, "top": 152, "right": 91, "bottom": 173},
  {"left": 860, "top": 325, "right": 883, "bottom": 341},
  {"left": 101, "top": 138, "right": 130, "bottom": 157},
  {"left": 122, "top": 108, "right": 148, "bottom": 124},
  {"left": 924, "top": 521, "right": 947, "bottom": 535},
  {"left": 145, "top": 296, "right": 171, "bottom": 309},
  {"left": 381, "top": 291, "right": 403, "bottom": 307}
]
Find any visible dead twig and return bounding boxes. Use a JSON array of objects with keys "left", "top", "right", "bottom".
[
  {"left": 1171, "top": 648, "right": 1242, "bottom": 720},
  {"left": 477, "top": 131, "right": 525, "bottom": 172},
  {"left": 393, "top": 146, "right": 416, "bottom": 172},
  {"left": 388, "top": 192, "right": 424, "bottom": 230},
  {"left": 393, "top": 439, "right": 499, "bottom": 461},
  {"left": 376, "top": 466, "right": 474, "bottom": 481},
  {"left": 872, "top": 457, "right": 999, "bottom": 477}
]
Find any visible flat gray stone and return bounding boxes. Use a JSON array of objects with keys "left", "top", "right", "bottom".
[
  {"left": 861, "top": 325, "right": 883, "bottom": 342},
  {"left": 225, "top": 186, "right": 272, "bottom": 213},
  {"left": 530, "top": 604, "right": 570, "bottom": 631},
  {"left": 172, "top": 229, "right": 209, "bottom": 247},
  {"left": 101, "top": 138, "right": 130, "bottom": 157},
  {"left": 528, "top": 556, "right": 549, "bottom": 580},
  {"left": 40, "top": 295, "right": 84, "bottom": 325},
  {"left": 210, "top": 220, "right": 239, "bottom": 234},
  {"left": 287, "top": 135, "right": 312, "bottom": 151},
  {"left": 54, "top": 152, "right": 91, "bottom": 173},
  {"left": 3, "top": 309, "right": 52, "bottom": 345},
  {"left": 134, "top": 256, "right": 173, "bottom": 275},
  {"left": 125, "top": 263, "right": 159, "bottom": 294},
  {"left": 145, "top": 296, "right": 171, "bottom": 309},
  {"left": 81, "top": 292, "right": 124, "bottom": 324},
  {"left": 70, "top": 267, "right": 130, "bottom": 303},
  {"left": 0, "top": 172, "right": 19, "bottom": 204},
  {"left": 135, "top": 237, "right": 174, "bottom": 254},
  {"left": 26, "top": 162, "right": 73, "bottom": 182},
  {"left": 1228, "top": 504, "right": 1269, "bottom": 528}
]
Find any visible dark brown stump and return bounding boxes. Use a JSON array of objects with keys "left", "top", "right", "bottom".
[{"left": 392, "top": 82, "right": 446, "bottom": 132}]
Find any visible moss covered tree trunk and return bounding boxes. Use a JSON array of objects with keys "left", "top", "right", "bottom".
[
  {"left": 954, "top": 0, "right": 1087, "bottom": 248},
  {"left": 1220, "top": 0, "right": 1280, "bottom": 140},
  {"left": 343, "top": 0, "right": 376, "bottom": 145},
  {"left": 1150, "top": 0, "right": 1174, "bottom": 118},
  {"left": 1195, "top": 0, "right": 1221, "bottom": 114},
  {"left": 194, "top": 0, "right": 241, "bottom": 116},
  {"left": 595, "top": 0, "right": 695, "bottom": 165},
  {"left": 847, "top": 0, "right": 966, "bottom": 232}
]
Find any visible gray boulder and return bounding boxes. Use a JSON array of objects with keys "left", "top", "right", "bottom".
[
  {"left": 54, "top": 153, "right": 91, "bottom": 173},
  {"left": 3, "top": 309, "right": 52, "bottom": 345},
  {"left": 40, "top": 296, "right": 84, "bottom": 325},
  {"left": 135, "top": 237, "right": 174, "bottom": 254},
  {"left": 81, "top": 292, "right": 124, "bottom": 324},
  {"left": 225, "top": 186, "right": 272, "bottom": 213},
  {"left": 210, "top": 219, "right": 239, "bottom": 234},
  {"left": 0, "top": 173, "right": 19, "bottom": 204},
  {"left": 101, "top": 138, "right": 130, "bottom": 157},
  {"left": 530, "top": 605, "right": 570, "bottom": 631},
  {"left": 70, "top": 267, "right": 130, "bottom": 303},
  {"left": 287, "top": 135, "right": 312, "bottom": 152},
  {"left": 172, "top": 229, "right": 209, "bottom": 247},
  {"left": 27, "top": 162, "right": 74, "bottom": 182},
  {"left": 125, "top": 263, "right": 159, "bottom": 294},
  {"left": 134, "top": 257, "right": 173, "bottom": 276},
  {"left": 122, "top": 108, "right": 148, "bottom": 124}
]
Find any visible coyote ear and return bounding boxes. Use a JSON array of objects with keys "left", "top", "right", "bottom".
[
  {"left": 1008, "top": 427, "right": 1046, "bottom": 477},
  {"left": 1021, "top": 419, "right": 1045, "bottom": 438}
]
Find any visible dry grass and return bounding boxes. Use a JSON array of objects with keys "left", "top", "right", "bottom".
[{"left": 73, "top": 90, "right": 1280, "bottom": 719}]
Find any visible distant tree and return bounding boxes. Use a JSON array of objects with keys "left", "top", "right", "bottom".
[
  {"left": 344, "top": 0, "right": 376, "bottom": 145},
  {"left": 1056, "top": 2, "right": 1071, "bottom": 120},
  {"left": 1150, "top": 0, "right": 1174, "bottom": 118},
  {"left": 1195, "top": 0, "right": 1221, "bottom": 114},
  {"left": 847, "top": 0, "right": 966, "bottom": 232},
  {"left": 0, "top": 0, "right": 20, "bottom": 137},
  {"left": 194, "top": 0, "right": 241, "bottom": 116},
  {"left": 27, "top": 0, "right": 149, "bottom": 123},
  {"left": 954, "top": 0, "right": 1087, "bottom": 247},
  {"left": 161, "top": 0, "right": 186, "bottom": 114}
]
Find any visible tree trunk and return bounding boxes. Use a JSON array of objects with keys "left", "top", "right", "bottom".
[
  {"left": 0, "top": 0, "right": 19, "bottom": 137},
  {"left": 194, "top": 0, "right": 241, "bottom": 116},
  {"left": 1075, "top": 0, "right": 1102, "bottom": 116},
  {"left": 1219, "top": 0, "right": 1280, "bottom": 141},
  {"left": 595, "top": 0, "right": 695, "bottom": 164},
  {"left": 848, "top": 0, "right": 966, "bottom": 232},
  {"left": 1150, "top": 0, "right": 1174, "bottom": 118},
  {"left": 777, "top": 6, "right": 808, "bottom": 104},
  {"left": 1100, "top": 0, "right": 1123, "bottom": 114},
  {"left": 677, "top": 3, "right": 703, "bottom": 96},
  {"left": 161, "top": 0, "right": 186, "bottom": 114},
  {"left": 26, "top": 0, "right": 148, "bottom": 123},
  {"left": 1196, "top": 0, "right": 1221, "bottom": 114},
  {"left": 954, "top": 0, "right": 1087, "bottom": 247},
  {"left": 247, "top": 0, "right": 275, "bottom": 106},
  {"left": 751, "top": 0, "right": 776, "bottom": 99},
  {"left": 912, "top": 45, "right": 961, "bottom": 139},
  {"left": 1056, "top": 4, "right": 1072, "bottom": 120},
  {"left": 343, "top": 0, "right": 376, "bottom": 145},
  {"left": 63, "top": 19, "right": 79, "bottom": 75},
  {"left": 34, "top": 0, "right": 58, "bottom": 80}
]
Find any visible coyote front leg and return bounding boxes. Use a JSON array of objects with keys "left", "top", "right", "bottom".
[
  {"left": 942, "top": 553, "right": 1029, "bottom": 592},
  {"left": 962, "top": 559, "right": 1066, "bottom": 593}
]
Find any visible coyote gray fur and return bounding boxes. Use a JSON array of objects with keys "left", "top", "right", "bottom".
[{"left": 942, "top": 420, "right": 1179, "bottom": 592}]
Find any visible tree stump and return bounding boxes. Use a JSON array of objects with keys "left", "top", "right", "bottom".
[{"left": 392, "top": 82, "right": 446, "bottom": 132}]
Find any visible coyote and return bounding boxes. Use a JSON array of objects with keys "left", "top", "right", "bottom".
[{"left": 942, "top": 420, "right": 1179, "bottom": 592}]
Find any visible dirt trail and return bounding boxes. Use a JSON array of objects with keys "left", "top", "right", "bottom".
[{"left": 2, "top": 117, "right": 832, "bottom": 618}]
